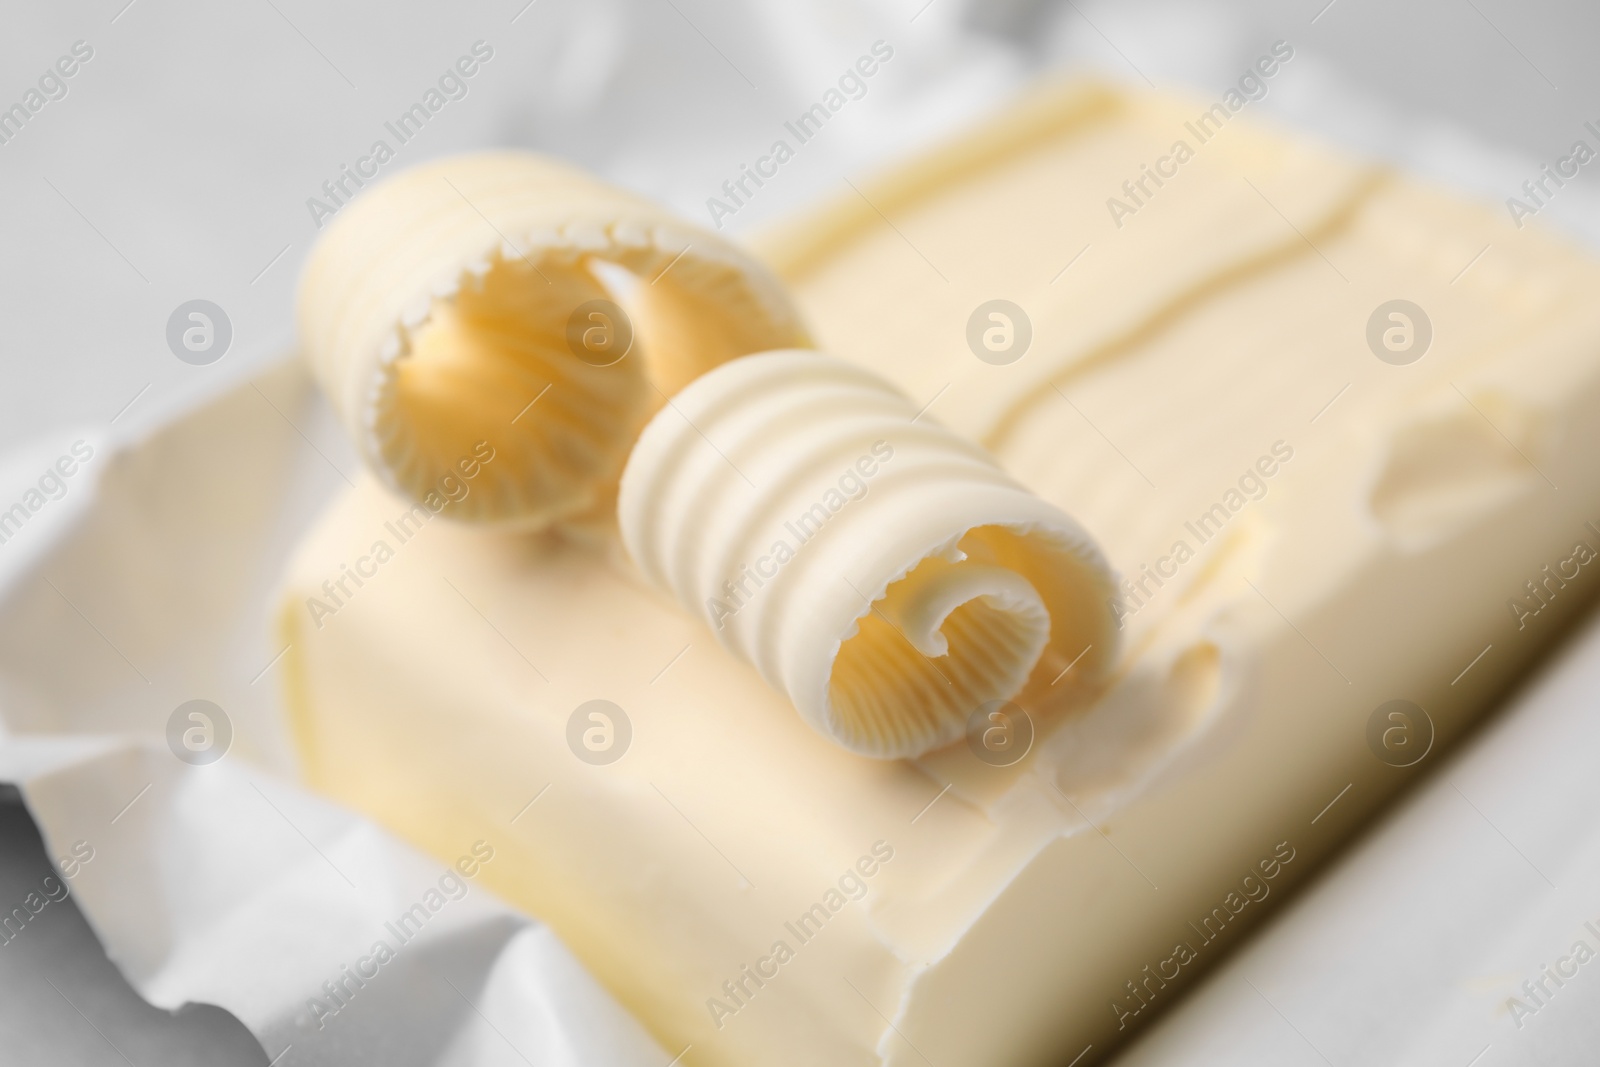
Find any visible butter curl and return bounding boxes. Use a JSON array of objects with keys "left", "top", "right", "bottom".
[
  {"left": 618, "top": 351, "right": 1121, "bottom": 759},
  {"left": 298, "top": 152, "right": 808, "bottom": 527}
]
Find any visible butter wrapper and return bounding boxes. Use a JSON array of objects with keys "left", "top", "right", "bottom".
[{"left": 0, "top": 362, "right": 668, "bottom": 1067}]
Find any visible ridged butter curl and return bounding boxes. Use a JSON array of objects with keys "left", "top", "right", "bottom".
[
  {"left": 298, "top": 152, "right": 809, "bottom": 527},
  {"left": 618, "top": 351, "right": 1121, "bottom": 759}
]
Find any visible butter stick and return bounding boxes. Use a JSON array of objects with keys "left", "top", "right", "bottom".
[{"left": 279, "top": 83, "right": 1600, "bottom": 1066}]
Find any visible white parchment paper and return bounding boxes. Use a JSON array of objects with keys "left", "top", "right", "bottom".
[
  {"left": 0, "top": 361, "right": 673, "bottom": 1065},
  {"left": 0, "top": 733, "right": 669, "bottom": 1066}
]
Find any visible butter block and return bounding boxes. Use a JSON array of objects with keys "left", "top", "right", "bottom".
[{"left": 279, "top": 83, "right": 1600, "bottom": 1065}]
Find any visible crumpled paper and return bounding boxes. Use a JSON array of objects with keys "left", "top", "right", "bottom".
[
  {"left": 0, "top": 361, "right": 669, "bottom": 1065},
  {"left": 0, "top": 734, "right": 668, "bottom": 1067}
]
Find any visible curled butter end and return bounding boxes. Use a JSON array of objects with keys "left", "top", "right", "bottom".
[
  {"left": 298, "top": 152, "right": 808, "bottom": 528},
  {"left": 618, "top": 351, "right": 1122, "bottom": 759}
]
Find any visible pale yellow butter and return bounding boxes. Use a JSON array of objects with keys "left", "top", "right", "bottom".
[
  {"left": 297, "top": 152, "right": 807, "bottom": 530},
  {"left": 617, "top": 349, "right": 1119, "bottom": 758},
  {"left": 279, "top": 83, "right": 1600, "bottom": 1065}
]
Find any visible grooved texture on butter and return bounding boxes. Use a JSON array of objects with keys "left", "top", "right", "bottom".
[
  {"left": 279, "top": 83, "right": 1600, "bottom": 1067},
  {"left": 297, "top": 152, "right": 808, "bottom": 528},
  {"left": 618, "top": 350, "right": 1118, "bottom": 758}
]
